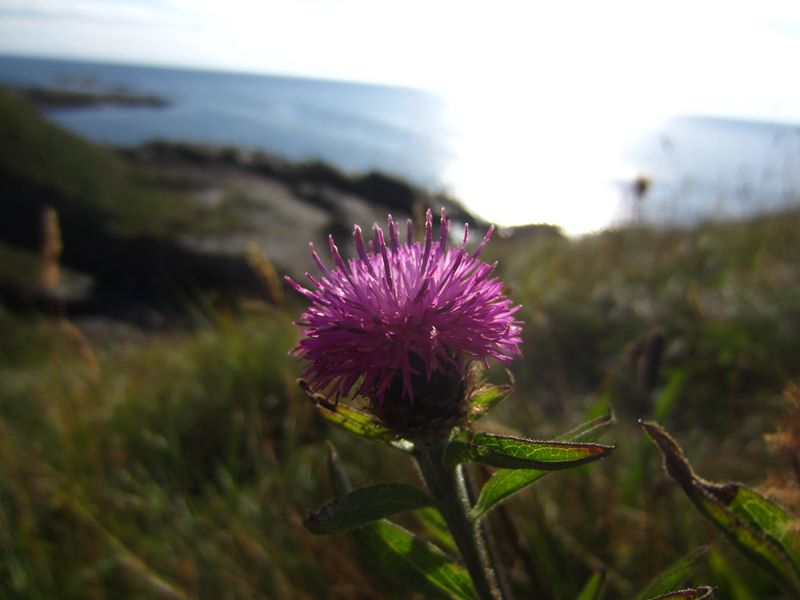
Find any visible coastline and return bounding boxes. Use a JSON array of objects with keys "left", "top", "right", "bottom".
[
  {"left": 0, "top": 83, "right": 170, "bottom": 109},
  {"left": 0, "top": 88, "right": 497, "bottom": 326}
]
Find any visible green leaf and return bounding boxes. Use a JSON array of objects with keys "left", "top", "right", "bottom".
[
  {"left": 575, "top": 570, "right": 606, "bottom": 600},
  {"left": 303, "top": 381, "right": 413, "bottom": 452},
  {"left": 472, "top": 412, "right": 615, "bottom": 519},
  {"left": 352, "top": 520, "right": 478, "bottom": 600},
  {"left": 635, "top": 546, "right": 710, "bottom": 600},
  {"left": 415, "top": 506, "right": 458, "bottom": 554},
  {"left": 641, "top": 420, "right": 800, "bottom": 594},
  {"left": 646, "top": 587, "right": 714, "bottom": 600},
  {"left": 304, "top": 483, "right": 434, "bottom": 535},
  {"left": 728, "top": 487, "right": 800, "bottom": 566},
  {"left": 324, "top": 444, "right": 477, "bottom": 600},
  {"left": 472, "top": 469, "right": 548, "bottom": 520},
  {"left": 445, "top": 432, "right": 615, "bottom": 470},
  {"left": 467, "top": 381, "right": 513, "bottom": 422}
]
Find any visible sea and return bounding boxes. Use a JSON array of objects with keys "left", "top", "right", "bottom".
[{"left": 1, "top": 54, "right": 799, "bottom": 235}]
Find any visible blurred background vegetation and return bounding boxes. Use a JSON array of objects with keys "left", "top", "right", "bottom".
[{"left": 1, "top": 89, "right": 800, "bottom": 599}]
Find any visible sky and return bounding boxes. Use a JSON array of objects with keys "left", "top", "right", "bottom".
[
  {"left": 2, "top": 0, "right": 800, "bottom": 123},
  {"left": 2, "top": 1, "right": 800, "bottom": 232}
]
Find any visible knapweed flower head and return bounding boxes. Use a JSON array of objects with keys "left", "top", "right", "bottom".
[{"left": 287, "top": 209, "right": 522, "bottom": 434}]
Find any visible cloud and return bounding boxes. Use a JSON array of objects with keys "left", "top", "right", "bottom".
[{"left": 0, "top": 0, "right": 196, "bottom": 29}]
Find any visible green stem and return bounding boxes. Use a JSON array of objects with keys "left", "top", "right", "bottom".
[
  {"left": 464, "top": 465, "right": 514, "bottom": 600},
  {"left": 415, "top": 437, "right": 504, "bottom": 600}
]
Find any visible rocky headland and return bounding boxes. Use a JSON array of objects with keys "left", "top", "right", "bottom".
[{"left": 0, "top": 89, "right": 500, "bottom": 327}]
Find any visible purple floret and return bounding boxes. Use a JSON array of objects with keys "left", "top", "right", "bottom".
[{"left": 287, "top": 208, "right": 522, "bottom": 405}]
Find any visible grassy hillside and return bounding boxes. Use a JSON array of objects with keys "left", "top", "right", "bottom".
[
  {"left": 0, "top": 91, "right": 269, "bottom": 312},
  {"left": 0, "top": 88, "right": 183, "bottom": 238},
  {"left": 493, "top": 214, "right": 800, "bottom": 425}
]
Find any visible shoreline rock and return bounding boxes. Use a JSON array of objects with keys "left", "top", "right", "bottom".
[
  {"left": 1, "top": 84, "right": 170, "bottom": 109},
  {"left": 0, "top": 87, "right": 487, "bottom": 327},
  {"left": 119, "top": 141, "right": 478, "bottom": 225}
]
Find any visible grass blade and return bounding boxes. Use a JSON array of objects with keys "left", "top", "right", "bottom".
[
  {"left": 634, "top": 546, "right": 710, "bottom": 600},
  {"left": 575, "top": 570, "right": 607, "bottom": 600},
  {"left": 557, "top": 412, "right": 617, "bottom": 443},
  {"left": 647, "top": 587, "right": 715, "bottom": 599}
]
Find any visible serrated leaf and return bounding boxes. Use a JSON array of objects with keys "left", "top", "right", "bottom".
[
  {"left": 575, "top": 570, "right": 606, "bottom": 600},
  {"left": 304, "top": 483, "right": 434, "bottom": 535},
  {"left": 468, "top": 382, "right": 513, "bottom": 422},
  {"left": 445, "top": 432, "right": 615, "bottom": 470},
  {"left": 353, "top": 520, "right": 478, "bottom": 600},
  {"left": 635, "top": 546, "right": 710, "bottom": 600},
  {"left": 472, "top": 412, "right": 616, "bottom": 519},
  {"left": 641, "top": 420, "right": 800, "bottom": 594},
  {"left": 647, "top": 587, "right": 714, "bottom": 599},
  {"left": 303, "top": 382, "right": 413, "bottom": 452},
  {"left": 324, "top": 444, "right": 477, "bottom": 600}
]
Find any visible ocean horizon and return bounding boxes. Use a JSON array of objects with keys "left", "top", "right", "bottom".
[{"left": 2, "top": 54, "right": 799, "bottom": 234}]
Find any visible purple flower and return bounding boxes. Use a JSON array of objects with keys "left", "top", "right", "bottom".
[{"left": 287, "top": 209, "right": 521, "bottom": 427}]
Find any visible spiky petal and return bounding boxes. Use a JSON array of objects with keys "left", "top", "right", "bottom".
[{"left": 287, "top": 209, "right": 522, "bottom": 411}]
